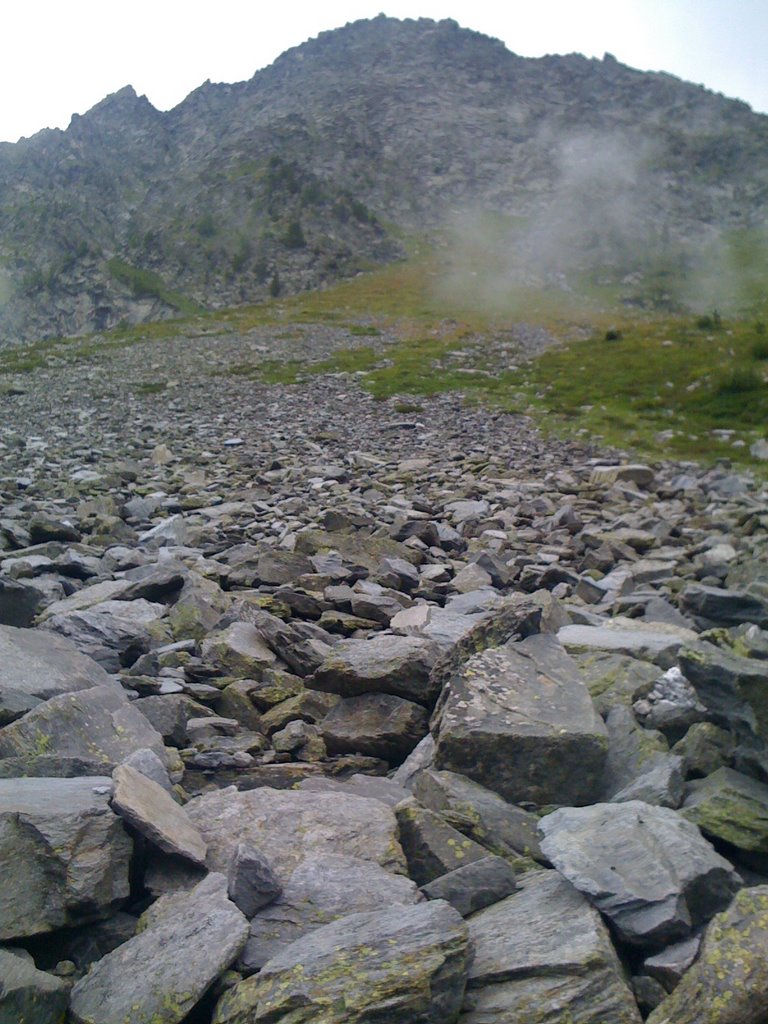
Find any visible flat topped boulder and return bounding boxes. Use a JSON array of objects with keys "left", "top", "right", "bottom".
[
  {"left": 0, "top": 623, "right": 115, "bottom": 700},
  {"left": 311, "top": 633, "right": 440, "bottom": 705},
  {"left": 558, "top": 618, "right": 697, "bottom": 669},
  {"left": 0, "top": 684, "right": 168, "bottom": 768},
  {"left": 0, "top": 776, "right": 131, "bottom": 940},
  {"left": 433, "top": 635, "right": 607, "bottom": 806},
  {"left": 185, "top": 785, "right": 407, "bottom": 879},
  {"left": 539, "top": 801, "right": 740, "bottom": 948},
  {"left": 463, "top": 870, "right": 642, "bottom": 1024},
  {"left": 214, "top": 900, "right": 470, "bottom": 1024}
]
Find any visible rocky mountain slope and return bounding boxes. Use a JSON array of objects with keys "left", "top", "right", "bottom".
[
  {"left": 1, "top": 15, "right": 767, "bottom": 342},
  {"left": 2, "top": 316, "right": 768, "bottom": 1022}
]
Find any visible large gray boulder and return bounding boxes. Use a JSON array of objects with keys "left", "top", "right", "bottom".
[
  {"left": 240, "top": 853, "right": 421, "bottom": 971},
  {"left": 0, "top": 623, "right": 115, "bottom": 701},
  {"left": 462, "top": 870, "right": 642, "bottom": 1023},
  {"left": 539, "top": 801, "right": 740, "bottom": 948},
  {"left": 0, "top": 947, "right": 69, "bottom": 1024},
  {"left": 647, "top": 886, "right": 768, "bottom": 1024},
  {"left": 310, "top": 634, "right": 440, "bottom": 705},
  {"left": 680, "top": 583, "right": 768, "bottom": 628},
  {"left": 41, "top": 598, "right": 169, "bottom": 671},
  {"left": 69, "top": 873, "right": 249, "bottom": 1024},
  {"left": 433, "top": 636, "right": 607, "bottom": 806},
  {"left": 0, "top": 684, "right": 168, "bottom": 768},
  {"left": 214, "top": 901, "right": 470, "bottom": 1024},
  {"left": 0, "top": 777, "right": 131, "bottom": 940},
  {"left": 682, "top": 766, "right": 768, "bottom": 864},
  {"left": 601, "top": 705, "right": 684, "bottom": 808},
  {"left": 558, "top": 619, "right": 697, "bottom": 669},
  {"left": 185, "top": 785, "right": 407, "bottom": 879}
]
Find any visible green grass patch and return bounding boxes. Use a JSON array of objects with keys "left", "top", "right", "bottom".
[{"left": 107, "top": 258, "right": 204, "bottom": 317}]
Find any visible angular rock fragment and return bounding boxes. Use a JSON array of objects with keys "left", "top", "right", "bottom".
[
  {"left": 0, "top": 623, "right": 115, "bottom": 701},
  {"left": 0, "top": 777, "right": 131, "bottom": 940},
  {"left": 647, "top": 887, "right": 768, "bottom": 1024},
  {"left": 395, "top": 800, "right": 490, "bottom": 885},
  {"left": 311, "top": 633, "right": 440, "bottom": 705},
  {"left": 433, "top": 637, "right": 607, "bottom": 806},
  {"left": 321, "top": 691, "right": 428, "bottom": 762},
  {"left": 227, "top": 843, "right": 283, "bottom": 918},
  {"left": 463, "top": 870, "right": 642, "bottom": 1024},
  {"left": 69, "top": 873, "right": 249, "bottom": 1024},
  {"left": 214, "top": 901, "right": 470, "bottom": 1024},
  {"left": 111, "top": 763, "right": 207, "bottom": 865},
  {"left": 682, "top": 766, "right": 768, "bottom": 864},
  {"left": 0, "top": 946, "right": 69, "bottom": 1024},
  {"left": 539, "top": 801, "right": 740, "bottom": 948},
  {"left": 420, "top": 854, "right": 517, "bottom": 916}
]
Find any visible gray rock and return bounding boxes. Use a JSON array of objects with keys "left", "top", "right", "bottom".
[
  {"left": 297, "top": 773, "right": 411, "bottom": 807},
  {"left": 680, "top": 583, "right": 768, "bottom": 628},
  {"left": 134, "top": 692, "right": 215, "bottom": 746},
  {"left": 0, "top": 577, "right": 47, "bottom": 627},
  {"left": 682, "top": 766, "right": 768, "bottom": 863},
  {"left": 69, "top": 873, "right": 249, "bottom": 1024},
  {"left": 0, "top": 777, "right": 131, "bottom": 940},
  {"left": 239, "top": 852, "right": 420, "bottom": 971},
  {"left": 420, "top": 855, "right": 517, "bottom": 916},
  {"left": 120, "top": 747, "right": 175, "bottom": 793},
  {"left": 601, "top": 705, "right": 684, "bottom": 808},
  {"left": 574, "top": 650, "right": 660, "bottom": 716},
  {"left": 186, "top": 785, "right": 407, "bottom": 879},
  {"left": 214, "top": 900, "right": 469, "bottom": 1024},
  {"left": 0, "top": 684, "right": 168, "bottom": 768},
  {"left": 310, "top": 634, "right": 440, "bottom": 705},
  {"left": 41, "top": 598, "right": 169, "bottom": 671},
  {"left": 412, "top": 768, "right": 543, "bottom": 860},
  {"left": 539, "top": 801, "right": 740, "bottom": 948},
  {"left": 395, "top": 800, "right": 491, "bottom": 885},
  {"left": 558, "top": 618, "right": 697, "bottom": 669},
  {"left": 0, "top": 623, "right": 115, "bottom": 701},
  {"left": 111, "top": 763, "right": 207, "bottom": 865},
  {"left": 0, "top": 946, "right": 69, "bottom": 1024},
  {"left": 227, "top": 843, "right": 283, "bottom": 918},
  {"left": 462, "top": 870, "right": 642, "bottom": 1024},
  {"left": 392, "top": 732, "right": 435, "bottom": 787},
  {"left": 321, "top": 691, "right": 428, "bottom": 762},
  {"left": 644, "top": 934, "right": 702, "bottom": 992},
  {"left": 672, "top": 721, "right": 736, "bottom": 779},
  {"left": 201, "top": 622, "right": 277, "bottom": 677},
  {"left": 646, "top": 887, "right": 768, "bottom": 1024},
  {"left": 433, "top": 637, "right": 607, "bottom": 806}
]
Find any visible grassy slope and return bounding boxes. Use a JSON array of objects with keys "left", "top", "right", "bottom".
[{"left": 2, "top": 247, "right": 767, "bottom": 471}]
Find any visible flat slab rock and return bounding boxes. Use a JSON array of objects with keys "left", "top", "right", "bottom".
[
  {"left": 214, "top": 900, "right": 470, "bottom": 1024},
  {"left": 0, "top": 622, "right": 114, "bottom": 701},
  {"left": 433, "top": 636, "right": 607, "bottom": 806},
  {"left": 70, "top": 873, "right": 249, "bottom": 1024},
  {"left": 240, "top": 852, "right": 421, "bottom": 971},
  {"left": 0, "top": 683, "right": 168, "bottom": 768},
  {"left": 539, "top": 801, "right": 740, "bottom": 948},
  {"left": 111, "top": 763, "right": 207, "bottom": 865},
  {"left": 462, "top": 869, "right": 642, "bottom": 1024},
  {"left": 310, "top": 633, "right": 440, "bottom": 705},
  {"left": 0, "top": 776, "right": 131, "bottom": 940},
  {"left": 558, "top": 619, "right": 698, "bottom": 670},
  {"left": 185, "top": 785, "right": 407, "bottom": 879}
]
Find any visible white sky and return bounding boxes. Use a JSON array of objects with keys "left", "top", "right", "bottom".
[{"left": 2, "top": 0, "right": 767, "bottom": 144}]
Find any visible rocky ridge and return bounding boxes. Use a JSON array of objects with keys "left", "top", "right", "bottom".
[
  {"left": 1, "top": 15, "right": 768, "bottom": 342},
  {"left": 2, "top": 321, "right": 768, "bottom": 1022}
]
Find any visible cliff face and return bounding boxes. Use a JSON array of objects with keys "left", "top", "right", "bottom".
[{"left": 1, "top": 15, "right": 767, "bottom": 342}]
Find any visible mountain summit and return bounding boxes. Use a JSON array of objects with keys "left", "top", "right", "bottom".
[{"left": 1, "top": 16, "right": 766, "bottom": 342}]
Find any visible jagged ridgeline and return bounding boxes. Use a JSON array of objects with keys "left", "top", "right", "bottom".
[{"left": 1, "top": 14, "right": 767, "bottom": 343}]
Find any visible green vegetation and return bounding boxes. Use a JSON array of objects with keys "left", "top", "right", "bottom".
[{"left": 107, "top": 258, "right": 204, "bottom": 316}]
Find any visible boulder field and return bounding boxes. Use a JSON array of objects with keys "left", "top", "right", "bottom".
[{"left": 2, "top": 329, "right": 768, "bottom": 1022}]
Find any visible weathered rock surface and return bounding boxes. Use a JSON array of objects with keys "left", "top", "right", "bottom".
[
  {"left": 539, "top": 801, "right": 740, "bottom": 947},
  {"left": 462, "top": 870, "right": 642, "bottom": 1023},
  {"left": 111, "top": 763, "right": 207, "bottom": 865},
  {"left": 647, "top": 886, "right": 768, "bottom": 1024},
  {"left": 682, "top": 766, "right": 768, "bottom": 863},
  {"left": 214, "top": 900, "right": 470, "bottom": 1024},
  {"left": 240, "top": 852, "right": 421, "bottom": 971},
  {"left": 0, "top": 623, "right": 115, "bottom": 701},
  {"left": 0, "top": 777, "right": 131, "bottom": 940},
  {"left": 433, "top": 637, "right": 607, "bottom": 806},
  {"left": 0, "top": 947, "right": 69, "bottom": 1024},
  {"left": 186, "top": 786, "right": 407, "bottom": 878},
  {"left": 321, "top": 691, "right": 428, "bottom": 762},
  {"left": 420, "top": 854, "right": 517, "bottom": 916},
  {"left": 311, "top": 634, "right": 440, "bottom": 704},
  {"left": 69, "top": 873, "right": 249, "bottom": 1024}
]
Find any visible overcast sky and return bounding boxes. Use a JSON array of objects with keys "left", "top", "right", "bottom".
[{"left": 3, "top": 0, "right": 767, "bottom": 144}]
